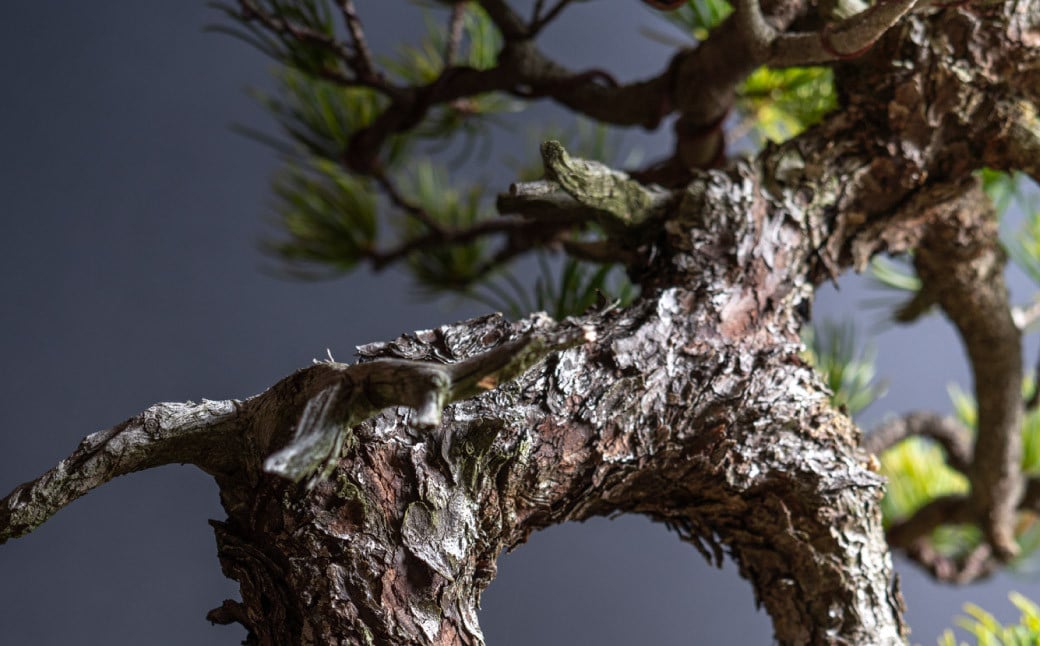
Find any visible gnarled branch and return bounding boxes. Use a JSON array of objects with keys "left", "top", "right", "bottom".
[{"left": 0, "top": 317, "right": 593, "bottom": 541}]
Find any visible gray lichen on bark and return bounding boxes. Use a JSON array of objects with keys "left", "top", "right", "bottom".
[
  {"left": 0, "top": 94, "right": 910, "bottom": 646},
  {"left": 2, "top": 0, "right": 1040, "bottom": 643}
]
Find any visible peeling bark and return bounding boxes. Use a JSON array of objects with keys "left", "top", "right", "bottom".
[
  {"left": 3, "top": 1, "right": 1040, "bottom": 644},
  {"left": 2, "top": 152, "right": 909, "bottom": 643}
]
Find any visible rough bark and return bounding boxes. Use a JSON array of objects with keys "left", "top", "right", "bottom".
[
  {"left": 3, "top": 1, "right": 1040, "bottom": 644},
  {"left": 2, "top": 152, "right": 908, "bottom": 644},
  {"left": 203, "top": 293, "right": 901, "bottom": 645}
]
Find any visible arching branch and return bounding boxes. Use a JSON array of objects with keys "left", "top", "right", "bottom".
[{"left": 0, "top": 318, "right": 593, "bottom": 541}]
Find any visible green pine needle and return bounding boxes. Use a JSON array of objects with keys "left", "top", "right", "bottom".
[
  {"left": 474, "top": 253, "right": 636, "bottom": 321},
  {"left": 399, "top": 159, "right": 494, "bottom": 293},
  {"left": 878, "top": 379, "right": 1040, "bottom": 565},
  {"left": 737, "top": 67, "right": 838, "bottom": 144},
  {"left": 801, "top": 321, "right": 886, "bottom": 417},
  {"left": 267, "top": 158, "right": 378, "bottom": 277},
  {"left": 651, "top": 0, "right": 733, "bottom": 41},
  {"left": 939, "top": 593, "right": 1040, "bottom": 645}
]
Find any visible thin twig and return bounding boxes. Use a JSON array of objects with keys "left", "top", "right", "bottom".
[
  {"left": 241, "top": 0, "right": 350, "bottom": 60},
  {"left": 903, "top": 541, "right": 999, "bottom": 584},
  {"left": 367, "top": 216, "right": 571, "bottom": 271},
  {"left": 361, "top": 172, "right": 627, "bottom": 273},
  {"left": 531, "top": 0, "right": 547, "bottom": 24},
  {"left": 476, "top": 0, "right": 530, "bottom": 40},
  {"left": 337, "top": 0, "right": 378, "bottom": 80},
  {"left": 530, "top": 0, "right": 574, "bottom": 35},
  {"left": 236, "top": 0, "right": 401, "bottom": 94},
  {"left": 445, "top": 2, "right": 467, "bottom": 66},
  {"left": 371, "top": 169, "right": 447, "bottom": 235}
]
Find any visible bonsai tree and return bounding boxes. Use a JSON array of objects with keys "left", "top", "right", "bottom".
[{"left": 3, "top": 1, "right": 1040, "bottom": 643}]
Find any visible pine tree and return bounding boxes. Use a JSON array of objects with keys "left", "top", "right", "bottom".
[{"left": 3, "top": 1, "right": 1040, "bottom": 643}]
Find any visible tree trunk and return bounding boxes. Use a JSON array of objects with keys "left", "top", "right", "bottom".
[
  {"left": 206, "top": 296, "right": 902, "bottom": 645},
  {"left": 205, "top": 140, "right": 908, "bottom": 643},
  {"left": 4, "top": 3, "right": 1040, "bottom": 644}
]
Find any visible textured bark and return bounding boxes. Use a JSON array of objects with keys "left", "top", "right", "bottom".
[
  {"left": 3, "top": 1, "right": 1040, "bottom": 644},
  {"left": 913, "top": 185, "right": 1023, "bottom": 557},
  {"left": 200, "top": 144, "right": 909, "bottom": 643}
]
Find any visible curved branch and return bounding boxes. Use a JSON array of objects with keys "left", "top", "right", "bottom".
[
  {"left": 0, "top": 318, "right": 594, "bottom": 539},
  {"left": 863, "top": 412, "right": 973, "bottom": 475},
  {"left": 344, "top": 0, "right": 810, "bottom": 175},
  {"left": 902, "top": 541, "right": 1000, "bottom": 584},
  {"left": 0, "top": 400, "right": 243, "bottom": 544},
  {"left": 886, "top": 494, "right": 974, "bottom": 549},
  {"left": 661, "top": 0, "right": 806, "bottom": 175},
  {"left": 769, "top": 0, "right": 920, "bottom": 66},
  {"left": 913, "top": 183, "right": 1024, "bottom": 559},
  {"left": 886, "top": 475, "right": 1040, "bottom": 583}
]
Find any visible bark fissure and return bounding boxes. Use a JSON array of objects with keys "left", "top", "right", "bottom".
[{"left": 4, "top": 1, "right": 1040, "bottom": 643}]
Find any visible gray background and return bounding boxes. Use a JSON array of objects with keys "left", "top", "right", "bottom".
[{"left": 0, "top": 2, "right": 1037, "bottom": 644}]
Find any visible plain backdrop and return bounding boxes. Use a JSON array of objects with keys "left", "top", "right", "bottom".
[{"left": 1, "top": 2, "right": 1038, "bottom": 644}]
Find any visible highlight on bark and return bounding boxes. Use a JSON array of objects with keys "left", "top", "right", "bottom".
[{"left": 4, "top": 0, "right": 1040, "bottom": 643}]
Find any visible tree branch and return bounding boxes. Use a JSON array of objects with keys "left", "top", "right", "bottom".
[
  {"left": 365, "top": 216, "right": 558, "bottom": 272},
  {"left": 444, "top": 1, "right": 467, "bottom": 66},
  {"left": 234, "top": 0, "right": 399, "bottom": 93},
  {"left": 662, "top": 0, "right": 806, "bottom": 176},
  {"left": 1, "top": 319, "right": 594, "bottom": 537},
  {"left": 902, "top": 541, "right": 1000, "bottom": 584},
  {"left": 863, "top": 412, "right": 973, "bottom": 475},
  {"left": 371, "top": 167, "right": 447, "bottom": 235},
  {"left": 912, "top": 182, "right": 1024, "bottom": 559},
  {"left": 0, "top": 400, "right": 243, "bottom": 544},
  {"left": 529, "top": 0, "right": 574, "bottom": 35},
  {"left": 886, "top": 475, "right": 1040, "bottom": 583},
  {"left": 769, "top": 0, "right": 920, "bottom": 66},
  {"left": 335, "top": 0, "right": 379, "bottom": 81},
  {"left": 886, "top": 494, "right": 974, "bottom": 550},
  {"left": 266, "top": 320, "right": 595, "bottom": 486},
  {"left": 537, "top": 140, "right": 676, "bottom": 230}
]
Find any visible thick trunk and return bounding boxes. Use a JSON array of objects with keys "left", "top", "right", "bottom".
[
  {"left": 205, "top": 153, "right": 905, "bottom": 644},
  {"left": 206, "top": 295, "right": 901, "bottom": 645},
  {"left": 4, "top": 3, "right": 1038, "bottom": 644}
]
